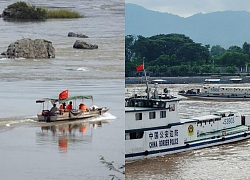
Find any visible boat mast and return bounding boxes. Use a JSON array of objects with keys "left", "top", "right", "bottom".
[{"left": 143, "top": 59, "right": 150, "bottom": 99}]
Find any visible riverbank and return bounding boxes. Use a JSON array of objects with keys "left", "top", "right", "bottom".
[{"left": 125, "top": 76, "right": 250, "bottom": 84}]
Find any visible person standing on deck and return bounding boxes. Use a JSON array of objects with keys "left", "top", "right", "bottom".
[{"left": 66, "top": 101, "right": 73, "bottom": 111}]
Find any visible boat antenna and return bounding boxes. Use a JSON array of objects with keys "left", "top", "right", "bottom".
[{"left": 143, "top": 59, "right": 150, "bottom": 99}]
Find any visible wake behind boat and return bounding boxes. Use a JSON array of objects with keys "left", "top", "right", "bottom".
[
  {"left": 36, "top": 90, "right": 108, "bottom": 122},
  {"left": 178, "top": 86, "right": 250, "bottom": 100},
  {"left": 125, "top": 65, "right": 250, "bottom": 161}
]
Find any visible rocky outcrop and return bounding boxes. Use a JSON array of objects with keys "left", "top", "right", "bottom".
[
  {"left": 73, "top": 40, "right": 98, "bottom": 49},
  {"left": 1, "top": 38, "right": 55, "bottom": 59},
  {"left": 68, "top": 32, "right": 88, "bottom": 38}
]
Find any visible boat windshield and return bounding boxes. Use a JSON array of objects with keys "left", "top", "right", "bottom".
[{"left": 125, "top": 98, "right": 166, "bottom": 108}]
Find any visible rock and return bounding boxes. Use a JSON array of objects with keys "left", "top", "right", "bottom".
[
  {"left": 2, "top": 38, "right": 55, "bottom": 59},
  {"left": 73, "top": 40, "right": 98, "bottom": 49},
  {"left": 68, "top": 32, "right": 88, "bottom": 38}
]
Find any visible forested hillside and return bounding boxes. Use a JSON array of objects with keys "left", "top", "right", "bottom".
[
  {"left": 126, "top": 3, "right": 250, "bottom": 48},
  {"left": 125, "top": 34, "right": 250, "bottom": 77}
]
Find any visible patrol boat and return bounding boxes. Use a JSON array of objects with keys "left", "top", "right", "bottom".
[
  {"left": 178, "top": 86, "right": 250, "bottom": 100},
  {"left": 125, "top": 82, "right": 250, "bottom": 161},
  {"left": 36, "top": 93, "right": 108, "bottom": 122}
]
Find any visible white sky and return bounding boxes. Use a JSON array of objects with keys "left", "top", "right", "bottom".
[{"left": 126, "top": 0, "right": 250, "bottom": 17}]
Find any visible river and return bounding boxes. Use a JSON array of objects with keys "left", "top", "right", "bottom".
[
  {"left": 0, "top": 0, "right": 124, "bottom": 180},
  {"left": 125, "top": 83, "right": 250, "bottom": 180}
]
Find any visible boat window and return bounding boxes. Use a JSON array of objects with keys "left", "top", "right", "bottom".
[
  {"left": 135, "top": 113, "right": 142, "bottom": 120},
  {"left": 138, "top": 101, "right": 144, "bottom": 107},
  {"left": 169, "top": 104, "right": 175, "bottom": 111},
  {"left": 160, "top": 111, "right": 166, "bottom": 118},
  {"left": 148, "top": 102, "right": 152, "bottom": 106},
  {"left": 149, "top": 111, "right": 156, "bottom": 119},
  {"left": 129, "top": 131, "right": 144, "bottom": 139},
  {"left": 125, "top": 133, "right": 130, "bottom": 140},
  {"left": 153, "top": 102, "right": 158, "bottom": 107},
  {"left": 159, "top": 102, "right": 166, "bottom": 108}
]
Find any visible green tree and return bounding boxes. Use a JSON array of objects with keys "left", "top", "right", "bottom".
[
  {"left": 210, "top": 45, "right": 226, "bottom": 58},
  {"left": 226, "top": 66, "right": 237, "bottom": 74},
  {"left": 217, "top": 52, "right": 248, "bottom": 67},
  {"left": 125, "top": 35, "right": 136, "bottom": 61},
  {"left": 227, "top": 45, "right": 242, "bottom": 53}
]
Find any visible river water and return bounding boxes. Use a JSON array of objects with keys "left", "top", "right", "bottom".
[
  {"left": 125, "top": 83, "right": 250, "bottom": 180},
  {"left": 0, "top": 0, "right": 124, "bottom": 180}
]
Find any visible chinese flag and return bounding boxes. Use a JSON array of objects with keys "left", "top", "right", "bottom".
[
  {"left": 59, "top": 90, "right": 68, "bottom": 100},
  {"left": 136, "top": 64, "right": 144, "bottom": 71}
]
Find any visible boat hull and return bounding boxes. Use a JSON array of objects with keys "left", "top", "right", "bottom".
[
  {"left": 126, "top": 130, "right": 250, "bottom": 161},
  {"left": 37, "top": 107, "right": 108, "bottom": 122},
  {"left": 178, "top": 93, "right": 250, "bottom": 100}
]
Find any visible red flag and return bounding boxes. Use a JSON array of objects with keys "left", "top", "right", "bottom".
[
  {"left": 59, "top": 90, "right": 68, "bottom": 100},
  {"left": 136, "top": 64, "right": 144, "bottom": 71}
]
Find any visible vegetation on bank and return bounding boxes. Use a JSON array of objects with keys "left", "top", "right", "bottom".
[
  {"left": 46, "top": 9, "right": 83, "bottom": 19},
  {"left": 1, "top": 1, "right": 83, "bottom": 20},
  {"left": 125, "top": 34, "right": 250, "bottom": 77}
]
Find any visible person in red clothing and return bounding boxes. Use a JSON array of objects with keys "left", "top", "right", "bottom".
[
  {"left": 66, "top": 101, "right": 72, "bottom": 111},
  {"left": 79, "top": 103, "right": 88, "bottom": 111},
  {"left": 59, "top": 102, "right": 66, "bottom": 110}
]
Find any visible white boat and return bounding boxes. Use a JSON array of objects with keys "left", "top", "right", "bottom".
[
  {"left": 178, "top": 86, "right": 250, "bottom": 100},
  {"left": 36, "top": 95, "right": 108, "bottom": 122},
  {"left": 125, "top": 83, "right": 250, "bottom": 161}
]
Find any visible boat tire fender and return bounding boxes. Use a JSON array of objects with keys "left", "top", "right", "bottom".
[
  {"left": 221, "top": 137, "right": 225, "bottom": 141},
  {"left": 144, "top": 150, "right": 149, "bottom": 156},
  {"left": 243, "top": 132, "right": 247, "bottom": 137},
  {"left": 185, "top": 144, "right": 190, "bottom": 148}
]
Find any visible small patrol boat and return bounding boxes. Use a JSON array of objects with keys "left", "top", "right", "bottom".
[
  {"left": 178, "top": 86, "right": 250, "bottom": 100},
  {"left": 36, "top": 90, "right": 108, "bottom": 122},
  {"left": 125, "top": 80, "right": 250, "bottom": 161}
]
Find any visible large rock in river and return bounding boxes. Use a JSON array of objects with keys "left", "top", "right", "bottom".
[
  {"left": 73, "top": 40, "right": 98, "bottom": 49},
  {"left": 2, "top": 38, "right": 55, "bottom": 58}
]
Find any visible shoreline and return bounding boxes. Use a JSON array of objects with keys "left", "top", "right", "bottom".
[{"left": 125, "top": 76, "right": 250, "bottom": 84}]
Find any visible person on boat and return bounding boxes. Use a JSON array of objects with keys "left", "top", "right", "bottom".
[
  {"left": 59, "top": 102, "right": 66, "bottom": 110},
  {"left": 66, "top": 101, "right": 73, "bottom": 111},
  {"left": 79, "top": 103, "right": 88, "bottom": 111},
  {"left": 50, "top": 104, "right": 59, "bottom": 115}
]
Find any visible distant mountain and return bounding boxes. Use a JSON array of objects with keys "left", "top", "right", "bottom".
[{"left": 125, "top": 3, "right": 250, "bottom": 48}]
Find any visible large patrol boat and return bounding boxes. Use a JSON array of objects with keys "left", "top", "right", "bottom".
[{"left": 125, "top": 82, "right": 250, "bottom": 161}]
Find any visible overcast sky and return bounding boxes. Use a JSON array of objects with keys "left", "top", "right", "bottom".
[{"left": 126, "top": 0, "right": 250, "bottom": 17}]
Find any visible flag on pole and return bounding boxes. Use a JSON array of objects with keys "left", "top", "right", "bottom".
[
  {"left": 59, "top": 89, "right": 68, "bottom": 100},
  {"left": 136, "top": 64, "right": 144, "bottom": 71}
]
